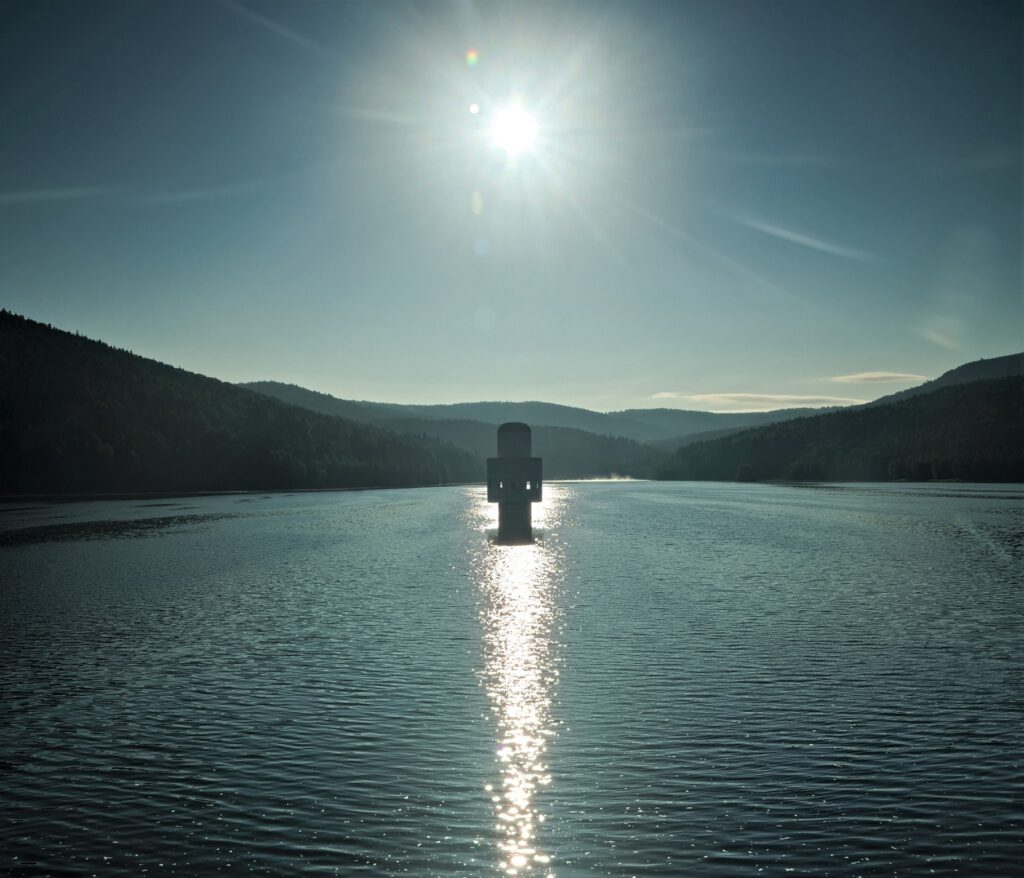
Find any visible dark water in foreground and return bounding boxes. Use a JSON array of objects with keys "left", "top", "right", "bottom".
[{"left": 1, "top": 482, "right": 1021, "bottom": 876}]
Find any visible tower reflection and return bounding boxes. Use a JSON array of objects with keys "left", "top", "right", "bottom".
[{"left": 471, "top": 486, "right": 566, "bottom": 876}]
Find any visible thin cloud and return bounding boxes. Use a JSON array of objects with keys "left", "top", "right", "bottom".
[
  {"left": 0, "top": 186, "right": 114, "bottom": 205},
  {"left": 653, "top": 391, "right": 866, "bottom": 411},
  {"left": 918, "top": 317, "right": 964, "bottom": 352},
  {"left": 217, "top": 0, "right": 334, "bottom": 60},
  {"left": 704, "top": 150, "right": 841, "bottom": 168},
  {"left": 1, "top": 179, "right": 281, "bottom": 207},
  {"left": 615, "top": 196, "right": 801, "bottom": 304},
  {"left": 926, "top": 147, "right": 1020, "bottom": 176},
  {"left": 143, "top": 179, "right": 275, "bottom": 205},
  {"left": 831, "top": 371, "right": 926, "bottom": 384},
  {"left": 734, "top": 215, "right": 874, "bottom": 262},
  {"left": 960, "top": 148, "right": 1019, "bottom": 172}
]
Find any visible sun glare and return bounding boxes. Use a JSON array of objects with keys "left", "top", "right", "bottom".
[{"left": 490, "top": 105, "right": 538, "bottom": 157}]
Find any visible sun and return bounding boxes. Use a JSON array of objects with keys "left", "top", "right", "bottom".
[{"left": 489, "top": 104, "right": 538, "bottom": 157}]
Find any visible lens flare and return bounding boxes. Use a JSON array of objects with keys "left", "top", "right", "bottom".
[{"left": 466, "top": 48, "right": 479, "bottom": 67}]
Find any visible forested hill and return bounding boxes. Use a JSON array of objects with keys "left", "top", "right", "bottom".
[
  {"left": 0, "top": 310, "right": 481, "bottom": 494},
  {"left": 658, "top": 377, "right": 1024, "bottom": 482},
  {"left": 242, "top": 382, "right": 665, "bottom": 479}
]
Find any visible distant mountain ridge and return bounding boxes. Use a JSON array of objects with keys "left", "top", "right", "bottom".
[
  {"left": 239, "top": 382, "right": 843, "bottom": 443},
  {"left": 242, "top": 352, "right": 1021, "bottom": 448},
  {"left": 240, "top": 383, "right": 664, "bottom": 478},
  {"left": 239, "top": 386, "right": 658, "bottom": 440},
  {"left": 241, "top": 350, "right": 1023, "bottom": 483}
]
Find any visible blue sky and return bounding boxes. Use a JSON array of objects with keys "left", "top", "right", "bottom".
[{"left": 1, "top": 0, "right": 1020, "bottom": 411}]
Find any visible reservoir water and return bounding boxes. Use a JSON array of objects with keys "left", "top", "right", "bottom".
[{"left": 1, "top": 482, "right": 1021, "bottom": 876}]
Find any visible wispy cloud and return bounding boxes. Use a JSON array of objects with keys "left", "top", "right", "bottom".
[
  {"left": 830, "top": 371, "right": 926, "bottom": 384},
  {"left": 652, "top": 391, "right": 866, "bottom": 412},
  {"left": 0, "top": 186, "right": 114, "bottom": 205},
  {"left": 1, "top": 178, "right": 282, "bottom": 208},
  {"left": 733, "top": 215, "right": 874, "bottom": 262},
  {"left": 614, "top": 196, "right": 800, "bottom": 303},
  {"left": 959, "top": 147, "right": 1019, "bottom": 172},
  {"left": 918, "top": 317, "right": 964, "bottom": 352},
  {"left": 217, "top": 0, "right": 334, "bottom": 61},
  {"left": 704, "top": 150, "right": 841, "bottom": 168},
  {"left": 925, "top": 147, "right": 1020, "bottom": 176},
  {"left": 143, "top": 179, "right": 275, "bottom": 205}
]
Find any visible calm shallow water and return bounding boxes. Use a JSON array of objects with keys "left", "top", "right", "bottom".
[{"left": 1, "top": 482, "right": 1021, "bottom": 876}]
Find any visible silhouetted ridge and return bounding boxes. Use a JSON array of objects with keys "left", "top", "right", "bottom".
[
  {"left": 658, "top": 377, "right": 1023, "bottom": 482},
  {"left": 0, "top": 310, "right": 481, "bottom": 494}
]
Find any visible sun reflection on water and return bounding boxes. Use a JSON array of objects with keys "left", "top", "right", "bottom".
[{"left": 469, "top": 486, "right": 567, "bottom": 876}]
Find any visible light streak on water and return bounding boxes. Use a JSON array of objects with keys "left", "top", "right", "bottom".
[{"left": 469, "top": 486, "right": 567, "bottom": 875}]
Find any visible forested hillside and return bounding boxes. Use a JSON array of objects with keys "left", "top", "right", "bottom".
[
  {"left": 658, "top": 377, "right": 1023, "bottom": 482},
  {"left": 243, "top": 382, "right": 664, "bottom": 478},
  {"left": 0, "top": 311, "right": 481, "bottom": 494}
]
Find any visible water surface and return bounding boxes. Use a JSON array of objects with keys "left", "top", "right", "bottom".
[{"left": 2, "top": 482, "right": 1021, "bottom": 875}]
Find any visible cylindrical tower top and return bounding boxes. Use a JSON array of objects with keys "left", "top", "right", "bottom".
[{"left": 497, "top": 422, "right": 532, "bottom": 457}]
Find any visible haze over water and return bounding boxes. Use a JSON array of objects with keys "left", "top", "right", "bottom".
[{"left": 2, "top": 482, "right": 1021, "bottom": 875}]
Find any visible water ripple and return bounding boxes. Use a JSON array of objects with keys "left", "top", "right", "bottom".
[{"left": 1, "top": 484, "right": 1021, "bottom": 875}]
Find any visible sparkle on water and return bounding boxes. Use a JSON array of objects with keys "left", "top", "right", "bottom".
[{"left": 473, "top": 491, "right": 563, "bottom": 875}]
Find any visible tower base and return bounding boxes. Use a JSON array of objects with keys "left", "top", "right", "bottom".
[{"left": 497, "top": 502, "right": 532, "bottom": 543}]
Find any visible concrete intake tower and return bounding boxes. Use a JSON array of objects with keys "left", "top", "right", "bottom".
[{"left": 487, "top": 422, "right": 542, "bottom": 542}]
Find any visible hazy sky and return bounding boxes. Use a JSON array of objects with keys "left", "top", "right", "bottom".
[{"left": 1, "top": 0, "right": 1020, "bottom": 411}]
